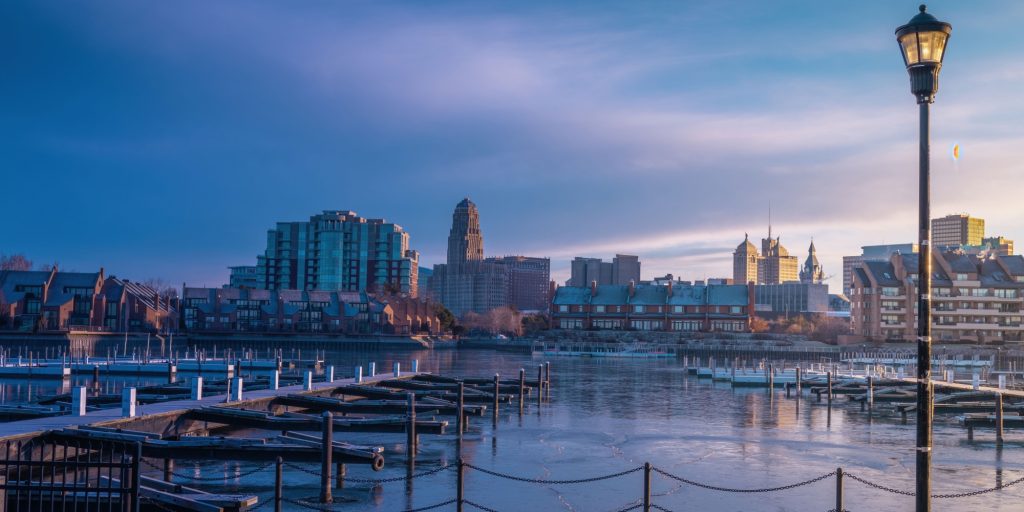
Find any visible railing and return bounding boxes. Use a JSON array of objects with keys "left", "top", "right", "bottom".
[{"left": 148, "top": 456, "right": 1024, "bottom": 512}]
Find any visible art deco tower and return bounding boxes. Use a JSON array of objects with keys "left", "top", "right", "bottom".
[{"left": 447, "top": 198, "right": 484, "bottom": 268}]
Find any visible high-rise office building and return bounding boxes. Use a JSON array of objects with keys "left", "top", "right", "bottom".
[
  {"left": 430, "top": 199, "right": 550, "bottom": 315},
  {"left": 568, "top": 254, "right": 641, "bottom": 287},
  {"left": 932, "top": 214, "right": 985, "bottom": 248},
  {"left": 733, "top": 234, "right": 759, "bottom": 285},
  {"left": 254, "top": 210, "right": 419, "bottom": 296}
]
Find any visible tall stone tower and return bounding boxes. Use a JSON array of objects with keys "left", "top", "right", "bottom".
[
  {"left": 733, "top": 234, "right": 759, "bottom": 285},
  {"left": 800, "top": 241, "right": 826, "bottom": 284},
  {"left": 447, "top": 198, "right": 484, "bottom": 269}
]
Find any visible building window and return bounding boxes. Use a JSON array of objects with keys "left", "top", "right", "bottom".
[
  {"left": 25, "top": 300, "right": 40, "bottom": 314},
  {"left": 559, "top": 319, "right": 583, "bottom": 329},
  {"left": 882, "top": 287, "right": 900, "bottom": 296},
  {"left": 633, "top": 305, "right": 644, "bottom": 313},
  {"left": 558, "top": 305, "right": 568, "bottom": 313},
  {"left": 730, "top": 306, "right": 742, "bottom": 314},
  {"left": 595, "top": 305, "right": 605, "bottom": 313},
  {"left": 672, "top": 305, "right": 683, "bottom": 313}
]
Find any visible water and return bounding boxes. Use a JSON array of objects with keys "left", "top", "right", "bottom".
[{"left": 110, "top": 347, "right": 1019, "bottom": 512}]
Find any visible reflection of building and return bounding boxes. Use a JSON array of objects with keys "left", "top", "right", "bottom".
[
  {"left": 253, "top": 210, "right": 419, "bottom": 296},
  {"left": 550, "top": 281, "right": 753, "bottom": 332},
  {"left": 754, "top": 283, "right": 828, "bottom": 313},
  {"left": 181, "top": 286, "right": 440, "bottom": 335},
  {"left": 850, "top": 251, "right": 1024, "bottom": 343},
  {"left": 429, "top": 199, "right": 550, "bottom": 316},
  {"left": 932, "top": 214, "right": 984, "bottom": 248},
  {"left": 0, "top": 268, "right": 176, "bottom": 333},
  {"left": 732, "top": 230, "right": 799, "bottom": 285},
  {"left": 842, "top": 243, "right": 917, "bottom": 296},
  {"left": 568, "top": 255, "right": 641, "bottom": 287}
]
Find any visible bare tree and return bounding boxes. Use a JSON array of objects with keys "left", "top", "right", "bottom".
[
  {"left": 141, "top": 278, "right": 178, "bottom": 299},
  {"left": 0, "top": 254, "right": 33, "bottom": 271}
]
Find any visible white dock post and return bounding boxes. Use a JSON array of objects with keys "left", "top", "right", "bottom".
[
  {"left": 972, "top": 373, "right": 980, "bottom": 390},
  {"left": 393, "top": 362, "right": 401, "bottom": 377},
  {"left": 326, "top": 366, "right": 335, "bottom": 383},
  {"left": 231, "top": 377, "right": 243, "bottom": 401},
  {"left": 898, "top": 367, "right": 905, "bottom": 380},
  {"left": 190, "top": 377, "right": 203, "bottom": 400},
  {"left": 999, "top": 374, "right": 1007, "bottom": 389},
  {"left": 412, "top": 360, "right": 419, "bottom": 373},
  {"left": 369, "top": 362, "right": 376, "bottom": 377},
  {"left": 72, "top": 386, "right": 87, "bottom": 416},
  {"left": 945, "top": 369, "right": 954, "bottom": 383},
  {"left": 355, "top": 366, "right": 363, "bottom": 384},
  {"left": 271, "top": 370, "right": 280, "bottom": 390},
  {"left": 122, "top": 387, "right": 137, "bottom": 418},
  {"left": 304, "top": 371, "right": 313, "bottom": 390}
]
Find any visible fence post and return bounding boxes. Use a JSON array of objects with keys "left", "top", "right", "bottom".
[
  {"left": 326, "top": 365, "right": 335, "bottom": 383},
  {"left": 643, "top": 462, "right": 652, "bottom": 512},
  {"left": 320, "top": 411, "right": 333, "bottom": 503},
  {"left": 835, "top": 467, "right": 843, "bottom": 512},
  {"left": 457, "top": 458, "right": 465, "bottom": 512},
  {"left": 275, "top": 456, "right": 283, "bottom": 512},
  {"left": 394, "top": 362, "right": 401, "bottom": 378}
]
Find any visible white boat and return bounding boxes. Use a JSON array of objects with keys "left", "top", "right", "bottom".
[{"left": 542, "top": 343, "right": 673, "bottom": 358}]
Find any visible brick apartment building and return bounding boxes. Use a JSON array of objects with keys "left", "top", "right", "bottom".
[
  {"left": 0, "top": 268, "right": 176, "bottom": 333},
  {"left": 850, "top": 251, "right": 1024, "bottom": 343},
  {"left": 550, "top": 281, "right": 754, "bottom": 332}
]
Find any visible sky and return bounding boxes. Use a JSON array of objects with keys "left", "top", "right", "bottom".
[{"left": 4, "top": 1, "right": 1024, "bottom": 291}]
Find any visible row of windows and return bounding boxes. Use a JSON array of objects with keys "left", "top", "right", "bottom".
[
  {"left": 557, "top": 305, "right": 744, "bottom": 314},
  {"left": 557, "top": 319, "right": 746, "bottom": 332}
]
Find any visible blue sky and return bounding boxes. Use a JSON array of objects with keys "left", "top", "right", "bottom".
[{"left": 5, "top": 1, "right": 1024, "bottom": 290}]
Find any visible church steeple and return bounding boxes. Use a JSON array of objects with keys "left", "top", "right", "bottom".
[{"left": 800, "top": 240, "right": 825, "bottom": 284}]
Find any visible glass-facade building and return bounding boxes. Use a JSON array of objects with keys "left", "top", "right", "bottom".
[{"left": 255, "top": 210, "right": 419, "bottom": 296}]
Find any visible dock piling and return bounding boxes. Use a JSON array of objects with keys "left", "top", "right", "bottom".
[
  {"left": 275, "top": 456, "right": 283, "bottom": 512},
  {"left": 457, "top": 382, "right": 465, "bottom": 438},
  {"left": 999, "top": 374, "right": 1006, "bottom": 390},
  {"left": 493, "top": 373, "right": 500, "bottom": 426},
  {"left": 412, "top": 359, "right": 419, "bottom": 373},
  {"left": 304, "top": 371, "right": 314, "bottom": 391},
  {"left": 72, "top": 386, "right": 86, "bottom": 416},
  {"left": 122, "top": 387, "right": 136, "bottom": 418},
  {"left": 518, "top": 368, "right": 525, "bottom": 414},
  {"left": 457, "top": 458, "right": 465, "bottom": 512},
  {"left": 826, "top": 372, "right": 833, "bottom": 406},
  {"left": 167, "top": 363, "right": 176, "bottom": 384},
  {"left": 190, "top": 377, "right": 203, "bottom": 401},
  {"left": 643, "top": 462, "right": 652, "bottom": 512},
  {"left": 835, "top": 468, "right": 844, "bottom": 512},
  {"left": 321, "top": 411, "right": 333, "bottom": 503},
  {"left": 355, "top": 366, "right": 363, "bottom": 384},
  {"left": 394, "top": 362, "right": 401, "bottom": 378},
  {"left": 407, "top": 393, "right": 417, "bottom": 460},
  {"left": 369, "top": 362, "right": 376, "bottom": 377},
  {"left": 271, "top": 371, "right": 280, "bottom": 391},
  {"left": 163, "top": 459, "right": 174, "bottom": 483},
  {"left": 231, "top": 378, "right": 243, "bottom": 402},
  {"left": 326, "top": 366, "right": 335, "bottom": 383},
  {"left": 336, "top": 462, "right": 346, "bottom": 489},
  {"left": 972, "top": 373, "right": 980, "bottom": 391},
  {"left": 996, "top": 393, "right": 1005, "bottom": 447},
  {"left": 537, "top": 365, "right": 543, "bottom": 405}
]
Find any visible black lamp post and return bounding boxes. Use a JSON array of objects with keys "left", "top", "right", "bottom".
[{"left": 895, "top": 5, "right": 951, "bottom": 512}]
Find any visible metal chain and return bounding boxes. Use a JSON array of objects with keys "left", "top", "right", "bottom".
[
  {"left": 141, "top": 458, "right": 274, "bottom": 481},
  {"left": 464, "top": 463, "right": 643, "bottom": 484},
  {"left": 842, "top": 472, "right": 915, "bottom": 496},
  {"left": 932, "top": 474, "right": 1024, "bottom": 499},
  {"left": 652, "top": 467, "right": 834, "bottom": 493},
  {"left": 464, "top": 499, "right": 501, "bottom": 512},
  {"left": 650, "top": 505, "right": 674, "bottom": 512},
  {"left": 283, "top": 462, "right": 452, "bottom": 483}
]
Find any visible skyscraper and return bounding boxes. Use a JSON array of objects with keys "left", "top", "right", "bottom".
[
  {"left": 447, "top": 198, "right": 484, "bottom": 268},
  {"left": 254, "top": 210, "right": 419, "bottom": 296},
  {"left": 733, "top": 230, "right": 799, "bottom": 285},
  {"left": 733, "top": 234, "right": 759, "bottom": 285},
  {"left": 429, "top": 199, "right": 550, "bottom": 315},
  {"left": 568, "top": 254, "right": 641, "bottom": 286}
]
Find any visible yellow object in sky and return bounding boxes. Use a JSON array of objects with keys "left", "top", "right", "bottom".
[{"left": 952, "top": 143, "right": 959, "bottom": 161}]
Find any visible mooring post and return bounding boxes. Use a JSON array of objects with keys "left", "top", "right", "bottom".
[
  {"left": 72, "top": 386, "right": 87, "bottom": 416},
  {"left": 835, "top": 467, "right": 844, "bottom": 512},
  {"left": 336, "top": 462, "right": 346, "bottom": 489},
  {"left": 232, "top": 377, "right": 244, "bottom": 402},
  {"left": 271, "top": 370, "right": 279, "bottom": 391},
  {"left": 796, "top": 366, "right": 802, "bottom": 397},
  {"left": 163, "top": 458, "right": 173, "bottom": 483},
  {"left": 827, "top": 372, "right": 833, "bottom": 407},
  {"left": 996, "top": 392, "right": 1004, "bottom": 447},
  {"left": 457, "top": 382, "right": 465, "bottom": 438},
  {"left": 122, "top": 387, "right": 136, "bottom": 418},
  {"left": 190, "top": 377, "right": 203, "bottom": 401},
  {"left": 972, "top": 373, "right": 980, "bottom": 391},
  {"left": 768, "top": 364, "right": 774, "bottom": 391},
  {"left": 545, "top": 361, "right": 551, "bottom": 396},
  {"left": 412, "top": 359, "right": 419, "bottom": 373},
  {"left": 537, "top": 365, "right": 544, "bottom": 404},
  {"left": 355, "top": 366, "right": 363, "bottom": 384},
  {"left": 321, "top": 411, "right": 333, "bottom": 503},
  {"left": 393, "top": 362, "right": 401, "bottom": 378},
  {"left": 643, "top": 462, "right": 652, "bottom": 512},
  {"left": 304, "top": 371, "right": 313, "bottom": 391},
  {"left": 275, "top": 456, "right": 283, "bottom": 512},
  {"left": 456, "top": 458, "right": 465, "bottom": 512},
  {"left": 407, "top": 393, "right": 417, "bottom": 460},
  {"left": 868, "top": 375, "right": 874, "bottom": 408},
  {"left": 518, "top": 368, "right": 525, "bottom": 414},
  {"left": 326, "top": 366, "right": 335, "bottom": 383},
  {"left": 167, "top": 363, "right": 176, "bottom": 384},
  {"left": 369, "top": 362, "right": 376, "bottom": 377},
  {"left": 493, "top": 373, "right": 500, "bottom": 426}
]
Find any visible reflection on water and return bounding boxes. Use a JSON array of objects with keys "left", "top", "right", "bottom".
[{"left": 3, "top": 344, "right": 1022, "bottom": 511}]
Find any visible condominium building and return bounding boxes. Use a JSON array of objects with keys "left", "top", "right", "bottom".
[
  {"left": 228, "top": 266, "right": 259, "bottom": 288},
  {"left": 850, "top": 251, "right": 1024, "bottom": 343},
  {"left": 551, "top": 281, "right": 753, "bottom": 332},
  {"left": 254, "top": 210, "right": 419, "bottom": 296},
  {"left": 841, "top": 243, "right": 918, "bottom": 295},
  {"left": 567, "top": 254, "right": 641, "bottom": 287},
  {"left": 932, "top": 214, "right": 985, "bottom": 248}
]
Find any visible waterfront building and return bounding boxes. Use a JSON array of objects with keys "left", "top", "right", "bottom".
[
  {"left": 181, "top": 286, "right": 440, "bottom": 335},
  {"left": 550, "top": 281, "right": 753, "bottom": 332},
  {"left": 983, "top": 236, "right": 1014, "bottom": 256},
  {"left": 0, "top": 268, "right": 176, "bottom": 333},
  {"left": 754, "top": 283, "right": 829, "bottom": 314},
  {"left": 932, "top": 213, "right": 984, "bottom": 248},
  {"left": 568, "top": 255, "right": 642, "bottom": 287},
  {"left": 227, "top": 265, "right": 259, "bottom": 288},
  {"left": 841, "top": 243, "right": 918, "bottom": 296},
  {"left": 429, "top": 199, "right": 551, "bottom": 316},
  {"left": 850, "top": 251, "right": 1024, "bottom": 343},
  {"left": 254, "top": 210, "right": 419, "bottom": 296},
  {"left": 732, "top": 231, "right": 799, "bottom": 285}
]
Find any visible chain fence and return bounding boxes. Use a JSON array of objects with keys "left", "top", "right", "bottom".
[
  {"left": 464, "top": 462, "right": 643, "bottom": 484},
  {"left": 140, "top": 457, "right": 275, "bottom": 481},
  {"left": 845, "top": 470, "right": 1024, "bottom": 499},
  {"left": 283, "top": 461, "right": 453, "bottom": 484},
  {"left": 653, "top": 466, "right": 835, "bottom": 493}
]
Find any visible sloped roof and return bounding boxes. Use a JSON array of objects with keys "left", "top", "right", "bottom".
[
  {"left": 0, "top": 270, "right": 51, "bottom": 304},
  {"left": 552, "top": 287, "right": 591, "bottom": 305},
  {"left": 865, "top": 261, "right": 901, "bottom": 287},
  {"left": 46, "top": 272, "right": 102, "bottom": 306},
  {"left": 590, "top": 285, "right": 630, "bottom": 305},
  {"left": 708, "top": 285, "right": 750, "bottom": 306},
  {"left": 629, "top": 284, "right": 666, "bottom": 305},
  {"left": 667, "top": 285, "right": 707, "bottom": 305},
  {"left": 999, "top": 255, "right": 1024, "bottom": 276}
]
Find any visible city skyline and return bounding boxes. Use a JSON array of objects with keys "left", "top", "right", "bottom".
[{"left": 7, "top": 2, "right": 1024, "bottom": 291}]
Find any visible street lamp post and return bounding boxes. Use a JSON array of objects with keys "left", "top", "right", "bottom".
[{"left": 895, "top": 5, "right": 951, "bottom": 512}]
